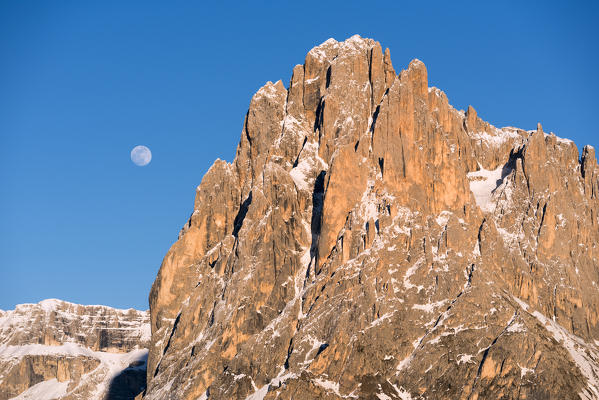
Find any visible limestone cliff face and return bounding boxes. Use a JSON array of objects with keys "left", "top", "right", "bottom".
[
  {"left": 146, "top": 36, "right": 599, "bottom": 400},
  {"left": 0, "top": 299, "right": 150, "bottom": 400}
]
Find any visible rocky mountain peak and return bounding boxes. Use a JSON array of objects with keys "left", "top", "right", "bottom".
[{"left": 145, "top": 36, "right": 599, "bottom": 399}]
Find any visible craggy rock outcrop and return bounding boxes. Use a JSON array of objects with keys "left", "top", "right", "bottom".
[
  {"left": 0, "top": 299, "right": 150, "bottom": 400},
  {"left": 146, "top": 35, "right": 599, "bottom": 399}
]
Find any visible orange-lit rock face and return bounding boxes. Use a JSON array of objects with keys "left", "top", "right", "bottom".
[{"left": 146, "top": 35, "right": 599, "bottom": 399}]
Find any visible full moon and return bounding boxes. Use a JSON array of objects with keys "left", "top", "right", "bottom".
[{"left": 131, "top": 145, "right": 152, "bottom": 166}]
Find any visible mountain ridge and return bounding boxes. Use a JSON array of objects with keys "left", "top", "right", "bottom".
[{"left": 0, "top": 299, "right": 150, "bottom": 400}]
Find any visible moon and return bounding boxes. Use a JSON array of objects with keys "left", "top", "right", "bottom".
[{"left": 130, "top": 145, "right": 152, "bottom": 166}]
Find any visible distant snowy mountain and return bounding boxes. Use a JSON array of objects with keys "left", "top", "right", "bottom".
[{"left": 0, "top": 299, "right": 149, "bottom": 400}]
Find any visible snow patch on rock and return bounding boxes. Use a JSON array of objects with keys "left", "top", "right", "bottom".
[
  {"left": 471, "top": 128, "right": 520, "bottom": 148},
  {"left": 11, "top": 378, "right": 69, "bottom": 400},
  {"left": 467, "top": 165, "right": 505, "bottom": 213}
]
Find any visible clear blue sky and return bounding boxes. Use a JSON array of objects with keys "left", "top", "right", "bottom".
[{"left": 1, "top": 1, "right": 597, "bottom": 311}]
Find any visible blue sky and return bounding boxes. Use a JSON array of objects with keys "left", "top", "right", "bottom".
[{"left": 1, "top": 1, "right": 597, "bottom": 310}]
